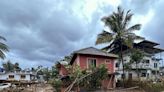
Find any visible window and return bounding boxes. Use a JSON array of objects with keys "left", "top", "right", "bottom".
[
  {"left": 141, "top": 73, "right": 146, "bottom": 77},
  {"left": 123, "top": 59, "right": 126, "bottom": 62},
  {"left": 147, "top": 73, "right": 149, "bottom": 78},
  {"left": 152, "top": 71, "right": 156, "bottom": 74},
  {"left": 128, "top": 73, "right": 132, "bottom": 79},
  {"left": 121, "top": 74, "right": 126, "bottom": 79},
  {"left": 105, "top": 59, "right": 111, "bottom": 64},
  {"left": 88, "top": 58, "right": 96, "bottom": 68},
  {"left": 116, "top": 63, "right": 119, "bottom": 67},
  {"left": 145, "top": 60, "right": 150, "bottom": 63},
  {"left": 21, "top": 75, "right": 26, "bottom": 79},
  {"left": 154, "top": 63, "right": 158, "bottom": 68},
  {"left": 8, "top": 75, "right": 14, "bottom": 79}
]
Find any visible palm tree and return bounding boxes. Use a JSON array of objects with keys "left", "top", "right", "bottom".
[
  {"left": 0, "top": 36, "right": 9, "bottom": 59},
  {"left": 2, "top": 60, "right": 14, "bottom": 72},
  {"left": 96, "top": 6, "right": 141, "bottom": 87}
]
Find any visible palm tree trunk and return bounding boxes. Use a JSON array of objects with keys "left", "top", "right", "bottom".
[
  {"left": 120, "top": 42, "right": 125, "bottom": 87},
  {"left": 136, "top": 63, "right": 140, "bottom": 81}
]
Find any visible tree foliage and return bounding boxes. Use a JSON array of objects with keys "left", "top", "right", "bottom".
[
  {"left": 86, "top": 65, "right": 108, "bottom": 89},
  {"left": 0, "top": 36, "right": 9, "bottom": 59},
  {"left": 14, "top": 62, "right": 21, "bottom": 71},
  {"left": 96, "top": 6, "right": 141, "bottom": 50},
  {"left": 2, "top": 61, "right": 21, "bottom": 72},
  {"left": 73, "top": 64, "right": 108, "bottom": 90},
  {"left": 130, "top": 49, "right": 144, "bottom": 79},
  {"left": 130, "top": 49, "right": 144, "bottom": 64},
  {"left": 96, "top": 6, "right": 142, "bottom": 87}
]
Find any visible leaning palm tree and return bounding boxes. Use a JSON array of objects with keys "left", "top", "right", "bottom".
[
  {"left": 96, "top": 6, "right": 141, "bottom": 87},
  {"left": 0, "top": 36, "right": 9, "bottom": 59}
]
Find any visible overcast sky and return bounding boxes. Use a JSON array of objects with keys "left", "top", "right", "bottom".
[{"left": 0, "top": 0, "right": 164, "bottom": 68}]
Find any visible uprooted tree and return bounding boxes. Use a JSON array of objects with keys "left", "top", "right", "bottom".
[{"left": 50, "top": 63, "right": 108, "bottom": 92}]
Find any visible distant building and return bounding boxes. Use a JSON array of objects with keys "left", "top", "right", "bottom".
[
  {"left": 70, "top": 47, "right": 118, "bottom": 89},
  {"left": 112, "top": 39, "right": 164, "bottom": 81},
  {"left": 0, "top": 71, "right": 35, "bottom": 82}
]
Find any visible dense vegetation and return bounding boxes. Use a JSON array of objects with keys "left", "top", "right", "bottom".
[
  {"left": 2, "top": 60, "right": 21, "bottom": 72},
  {"left": 49, "top": 64, "right": 108, "bottom": 92}
]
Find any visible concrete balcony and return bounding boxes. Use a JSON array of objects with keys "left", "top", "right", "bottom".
[
  {"left": 131, "top": 64, "right": 151, "bottom": 69},
  {"left": 152, "top": 57, "right": 162, "bottom": 61}
]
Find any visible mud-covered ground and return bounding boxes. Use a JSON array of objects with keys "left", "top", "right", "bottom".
[
  {"left": 1, "top": 84, "right": 146, "bottom": 92},
  {"left": 1, "top": 84, "right": 54, "bottom": 92},
  {"left": 94, "top": 89, "right": 145, "bottom": 92}
]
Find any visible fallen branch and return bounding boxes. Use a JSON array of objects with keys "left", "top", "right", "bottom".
[
  {"left": 119, "top": 86, "right": 139, "bottom": 91},
  {"left": 64, "top": 70, "right": 97, "bottom": 92}
]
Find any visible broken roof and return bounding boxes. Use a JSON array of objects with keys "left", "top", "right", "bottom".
[
  {"left": 111, "top": 39, "right": 164, "bottom": 54},
  {"left": 135, "top": 40, "right": 164, "bottom": 54},
  {"left": 136, "top": 40, "right": 159, "bottom": 47}
]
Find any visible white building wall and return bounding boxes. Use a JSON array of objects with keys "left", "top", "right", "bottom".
[
  {"left": 115, "top": 53, "right": 160, "bottom": 80},
  {"left": 25, "top": 75, "right": 31, "bottom": 81},
  {"left": 0, "top": 74, "right": 8, "bottom": 80},
  {"left": 18, "top": 74, "right": 31, "bottom": 81},
  {"left": 15, "top": 74, "right": 20, "bottom": 80},
  {"left": 0, "top": 72, "right": 32, "bottom": 81}
]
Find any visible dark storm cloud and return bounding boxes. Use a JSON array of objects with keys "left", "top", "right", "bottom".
[
  {"left": 98, "top": 0, "right": 164, "bottom": 49},
  {"left": 120, "top": 0, "right": 164, "bottom": 57},
  {"left": 0, "top": 0, "right": 93, "bottom": 67},
  {"left": 1, "top": 0, "right": 164, "bottom": 68},
  {"left": 121, "top": 0, "right": 164, "bottom": 47},
  {"left": 121, "top": 0, "right": 159, "bottom": 14},
  {"left": 141, "top": 0, "right": 164, "bottom": 48},
  {"left": 0, "top": 0, "right": 52, "bottom": 27}
]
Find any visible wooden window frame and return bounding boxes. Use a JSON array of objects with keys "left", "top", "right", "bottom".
[
  {"left": 105, "top": 59, "right": 112, "bottom": 64},
  {"left": 87, "top": 58, "right": 97, "bottom": 69}
]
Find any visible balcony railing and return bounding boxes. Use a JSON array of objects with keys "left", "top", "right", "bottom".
[{"left": 131, "top": 64, "right": 151, "bottom": 69}]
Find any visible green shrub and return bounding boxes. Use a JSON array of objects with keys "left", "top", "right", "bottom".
[
  {"left": 49, "top": 78, "right": 62, "bottom": 92},
  {"left": 139, "top": 82, "right": 164, "bottom": 92},
  {"left": 117, "top": 79, "right": 139, "bottom": 88},
  {"left": 49, "top": 64, "right": 108, "bottom": 91},
  {"left": 79, "top": 64, "right": 108, "bottom": 90},
  {"left": 118, "top": 80, "right": 164, "bottom": 92}
]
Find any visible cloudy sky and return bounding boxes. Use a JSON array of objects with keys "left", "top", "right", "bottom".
[{"left": 0, "top": 0, "right": 164, "bottom": 68}]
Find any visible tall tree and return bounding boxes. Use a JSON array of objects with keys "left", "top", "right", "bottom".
[
  {"left": 2, "top": 60, "right": 14, "bottom": 72},
  {"left": 96, "top": 6, "right": 141, "bottom": 87},
  {"left": 0, "top": 36, "right": 9, "bottom": 59},
  {"left": 14, "top": 62, "right": 21, "bottom": 71},
  {"left": 51, "top": 66, "right": 59, "bottom": 78},
  {"left": 130, "top": 49, "right": 144, "bottom": 80}
]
